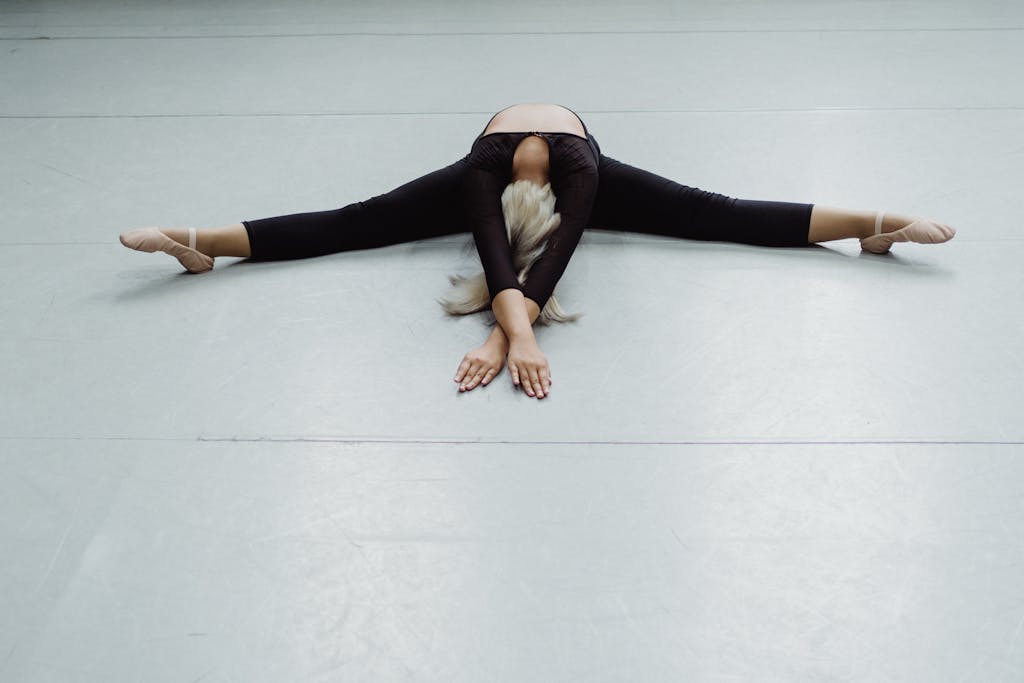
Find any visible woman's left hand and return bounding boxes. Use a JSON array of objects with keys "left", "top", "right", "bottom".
[{"left": 454, "top": 340, "right": 506, "bottom": 392}]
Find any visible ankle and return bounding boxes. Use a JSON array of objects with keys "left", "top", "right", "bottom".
[
  {"left": 861, "top": 212, "right": 917, "bottom": 238},
  {"left": 161, "top": 227, "right": 217, "bottom": 256},
  {"left": 161, "top": 227, "right": 189, "bottom": 247},
  {"left": 209, "top": 223, "right": 252, "bottom": 258},
  {"left": 158, "top": 224, "right": 250, "bottom": 258},
  {"left": 885, "top": 212, "right": 917, "bottom": 233}
]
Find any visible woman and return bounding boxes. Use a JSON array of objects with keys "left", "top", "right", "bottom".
[{"left": 119, "top": 102, "right": 956, "bottom": 400}]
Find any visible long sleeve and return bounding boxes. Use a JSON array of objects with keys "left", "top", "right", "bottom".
[
  {"left": 462, "top": 164, "right": 523, "bottom": 300},
  {"left": 520, "top": 159, "right": 598, "bottom": 311},
  {"left": 462, "top": 132, "right": 600, "bottom": 311}
]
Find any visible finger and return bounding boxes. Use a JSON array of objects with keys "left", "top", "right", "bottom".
[
  {"left": 466, "top": 367, "right": 486, "bottom": 390},
  {"left": 521, "top": 370, "right": 535, "bottom": 397},
  {"left": 454, "top": 359, "right": 470, "bottom": 382},
  {"left": 481, "top": 368, "right": 497, "bottom": 385},
  {"left": 529, "top": 369, "right": 542, "bottom": 397},
  {"left": 541, "top": 370, "right": 551, "bottom": 393},
  {"left": 510, "top": 365, "right": 520, "bottom": 386},
  {"left": 459, "top": 363, "right": 478, "bottom": 390}
]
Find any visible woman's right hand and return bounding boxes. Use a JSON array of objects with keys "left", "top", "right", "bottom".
[
  {"left": 454, "top": 340, "right": 506, "bottom": 392},
  {"left": 507, "top": 337, "right": 552, "bottom": 399}
]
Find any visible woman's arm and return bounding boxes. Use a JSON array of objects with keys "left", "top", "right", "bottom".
[
  {"left": 491, "top": 288, "right": 539, "bottom": 341},
  {"left": 491, "top": 289, "right": 551, "bottom": 398},
  {"left": 463, "top": 167, "right": 525, "bottom": 301},
  {"left": 518, "top": 166, "right": 598, "bottom": 312},
  {"left": 488, "top": 296, "right": 540, "bottom": 347},
  {"left": 456, "top": 290, "right": 552, "bottom": 397},
  {"left": 513, "top": 137, "right": 599, "bottom": 312}
]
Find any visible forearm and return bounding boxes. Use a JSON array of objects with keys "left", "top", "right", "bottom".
[
  {"left": 492, "top": 291, "right": 550, "bottom": 398},
  {"left": 488, "top": 289, "right": 541, "bottom": 346}
]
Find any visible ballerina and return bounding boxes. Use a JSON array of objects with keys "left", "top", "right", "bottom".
[{"left": 121, "top": 102, "right": 956, "bottom": 400}]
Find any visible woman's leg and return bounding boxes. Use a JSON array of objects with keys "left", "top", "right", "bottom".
[
  {"left": 242, "top": 156, "right": 472, "bottom": 260},
  {"left": 160, "top": 224, "right": 251, "bottom": 257},
  {"left": 806, "top": 205, "right": 923, "bottom": 243},
  {"left": 589, "top": 156, "right": 814, "bottom": 246},
  {"left": 152, "top": 156, "right": 473, "bottom": 260},
  {"left": 589, "top": 156, "right": 942, "bottom": 246}
]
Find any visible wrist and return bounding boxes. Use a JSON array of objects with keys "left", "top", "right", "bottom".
[
  {"left": 486, "top": 325, "right": 510, "bottom": 352},
  {"left": 507, "top": 328, "right": 536, "bottom": 345}
]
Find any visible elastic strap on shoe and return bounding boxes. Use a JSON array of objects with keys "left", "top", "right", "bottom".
[
  {"left": 189, "top": 227, "right": 197, "bottom": 250},
  {"left": 875, "top": 211, "right": 885, "bottom": 236}
]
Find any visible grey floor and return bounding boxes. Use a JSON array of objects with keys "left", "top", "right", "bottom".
[{"left": 2, "top": 1, "right": 1023, "bottom": 681}]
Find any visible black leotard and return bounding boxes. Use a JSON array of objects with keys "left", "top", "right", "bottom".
[
  {"left": 241, "top": 107, "right": 814, "bottom": 316},
  {"left": 463, "top": 105, "right": 600, "bottom": 308}
]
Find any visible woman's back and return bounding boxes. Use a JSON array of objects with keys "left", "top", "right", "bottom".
[{"left": 481, "top": 103, "right": 587, "bottom": 137}]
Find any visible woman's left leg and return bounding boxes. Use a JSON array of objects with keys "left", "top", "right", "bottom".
[
  {"left": 589, "top": 155, "right": 951, "bottom": 246},
  {"left": 806, "top": 205, "right": 926, "bottom": 243},
  {"left": 589, "top": 155, "right": 814, "bottom": 246}
]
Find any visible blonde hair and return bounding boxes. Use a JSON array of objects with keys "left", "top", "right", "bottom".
[{"left": 438, "top": 179, "right": 583, "bottom": 325}]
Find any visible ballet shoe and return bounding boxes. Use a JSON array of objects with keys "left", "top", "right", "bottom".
[
  {"left": 119, "top": 227, "right": 214, "bottom": 273},
  {"left": 859, "top": 210, "right": 957, "bottom": 254}
]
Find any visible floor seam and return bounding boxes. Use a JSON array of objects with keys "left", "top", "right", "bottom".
[
  {"left": 3, "top": 27, "right": 1024, "bottom": 40},
  {"left": 5, "top": 106, "right": 1024, "bottom": 120},
  {"left": 0, "top": 435, "right": 1020, "bottom": 446}
]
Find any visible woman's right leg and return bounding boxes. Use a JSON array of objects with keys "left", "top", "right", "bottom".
[
  {"left": 144, "top": 156, "right": 473, "bottom": 261},
  {"left": 159, "top": 224, "right": 251, "bottom": 257},
  {"left": 241, "top": 156, "right": 472, "bottom": 261}
]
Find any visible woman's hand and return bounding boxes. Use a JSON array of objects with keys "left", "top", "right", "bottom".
[
  {"left": 454, "top": 339, "right": 506, "bottom": 392},
  {"left": 507, "top": 337, "right": 552, "bottom": 399}
]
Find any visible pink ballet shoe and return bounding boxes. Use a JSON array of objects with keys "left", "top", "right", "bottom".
[
  {"left": 860, "top": 211, "right": 957, "bottom": 254},
  {"left": 119, "top": 227, "right": 214, "bottom": 273}
]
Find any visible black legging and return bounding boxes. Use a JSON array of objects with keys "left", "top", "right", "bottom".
[{"left": 242, "top": 152, "right": 814, "bottom": 273}]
